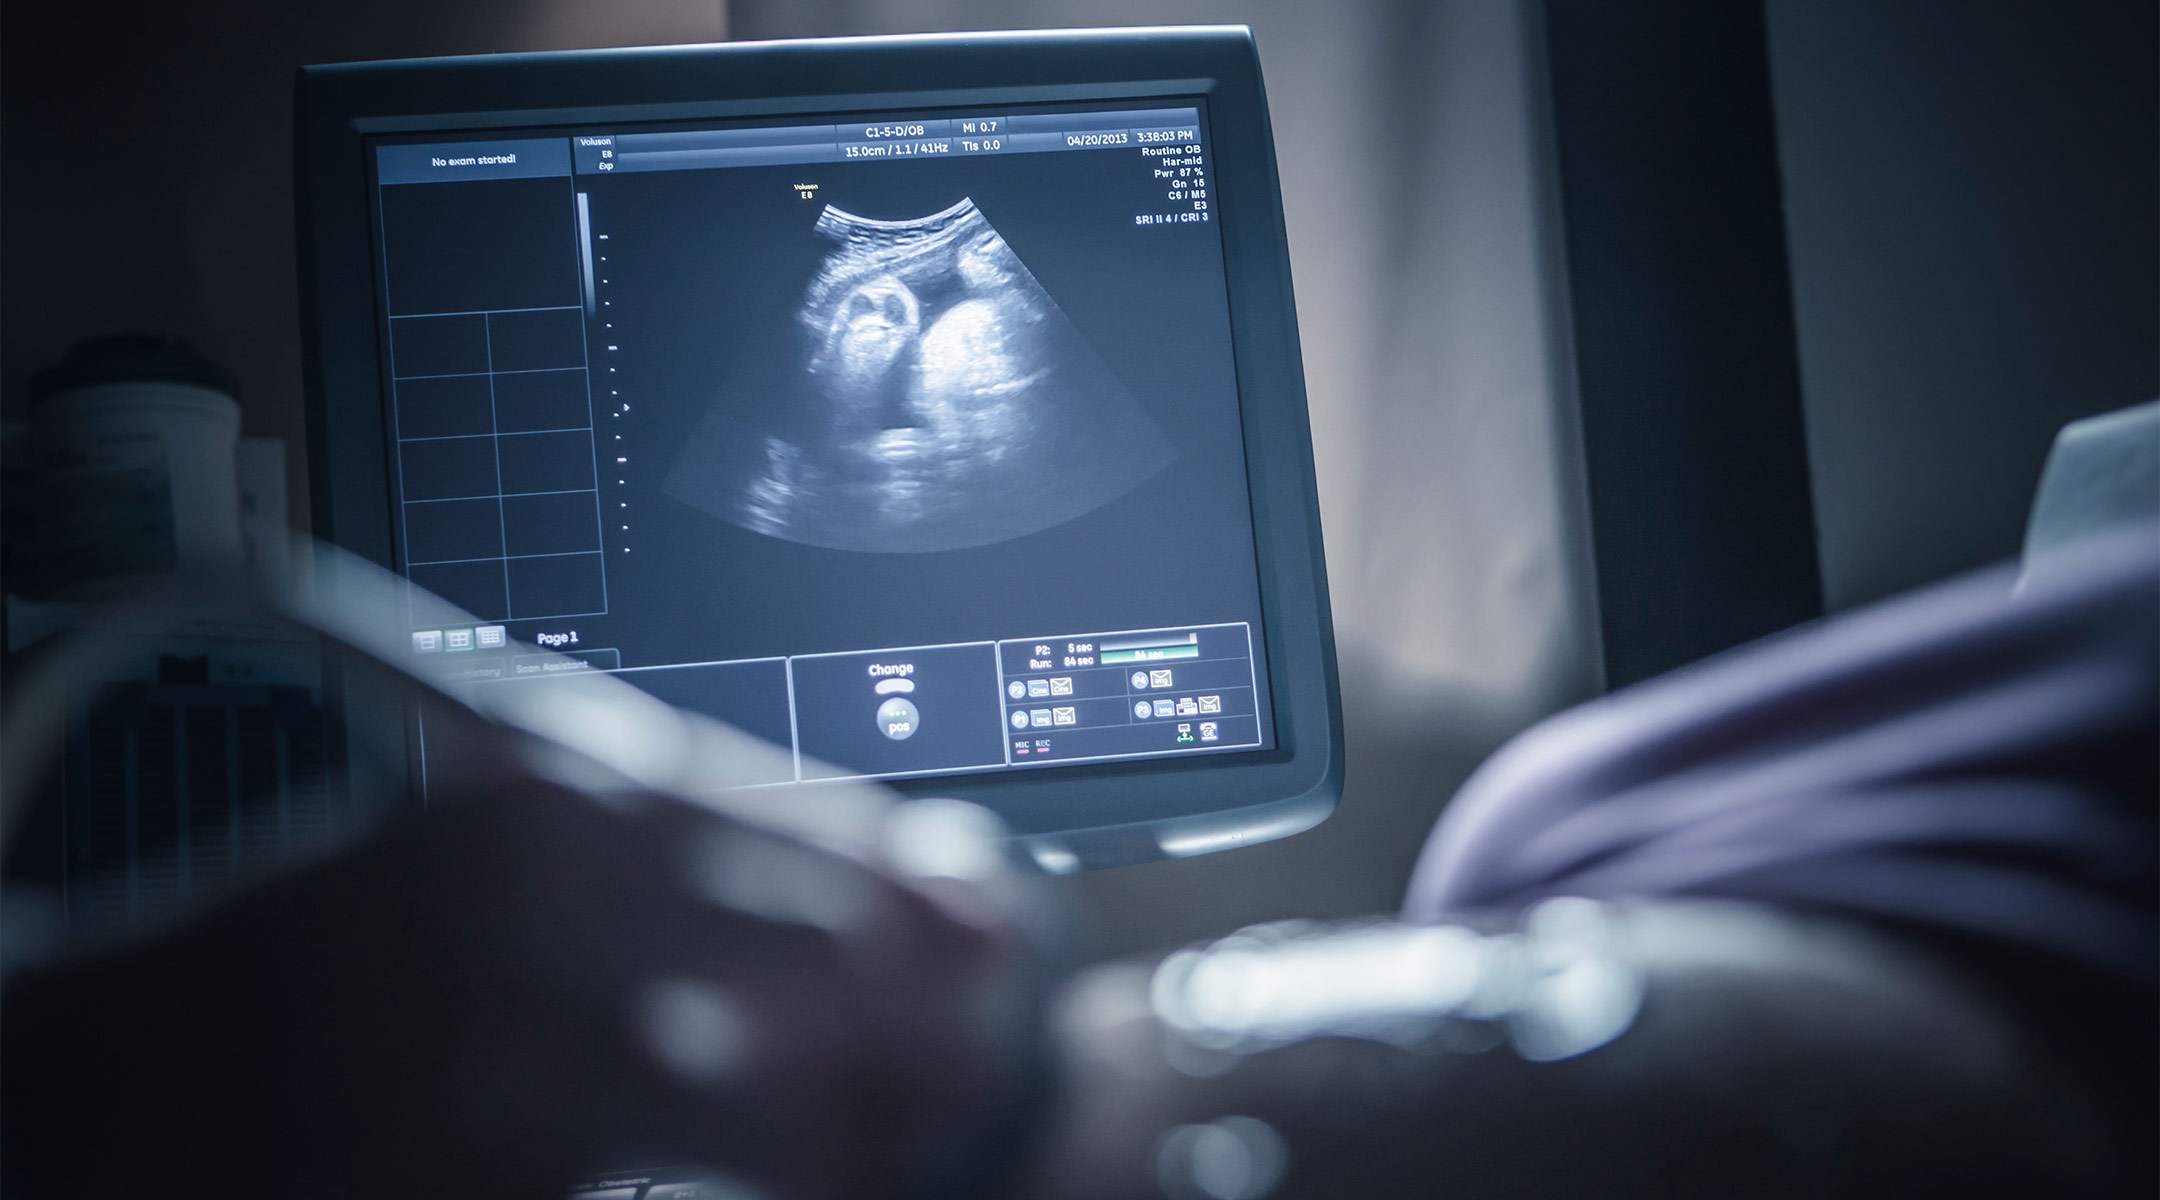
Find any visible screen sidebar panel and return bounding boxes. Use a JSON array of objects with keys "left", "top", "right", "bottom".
[{"left": 365, "top": 100, "right": 1273, "bottom": 790}]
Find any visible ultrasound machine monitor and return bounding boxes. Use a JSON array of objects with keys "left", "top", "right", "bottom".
[{"left": 297, "top": 27, "right": 1341, "bottom": 869}]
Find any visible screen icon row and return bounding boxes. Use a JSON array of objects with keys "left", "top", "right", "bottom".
[
  {"left": 1006, "top": 676, "right": 1075, "bottom": 699},
  {"left": 1134, "top": 695, "right": 1220, "bottom": 719},
  {"left": 413, "top": 625, "right": 506, "bottom": 653}
]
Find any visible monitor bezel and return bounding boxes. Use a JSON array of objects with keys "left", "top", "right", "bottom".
[{"left": 297, "top": 26, "right": 1341, "bottom": 868}]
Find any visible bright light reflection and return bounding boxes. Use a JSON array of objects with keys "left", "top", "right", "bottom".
[
  {"left": 1156, "top": 1115, "right": 1288, "bottom": 1200},
  {"left": 883, "top": 798, "right": 1007, "bottom": 880},
  {"left": 1026, "top": 841, "right": 1083, "bottom": 875},
  {"left": 1149, "top": 900, "right": 1644, "bottom": 1062},
  {"left": 634, "top": 977, "right": 748, "bottom": 1087},
  {"left": 690, "top": 829, "right": 875, "bottom": 935}
]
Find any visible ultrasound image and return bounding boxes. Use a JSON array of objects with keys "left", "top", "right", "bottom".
[{"left": 662, "top": 198, "right": 1175, "bottom": 553}]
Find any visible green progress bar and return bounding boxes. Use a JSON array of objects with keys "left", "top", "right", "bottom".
[{"left": 1101, "top": 644, "right": 1202, "bottom": 663}]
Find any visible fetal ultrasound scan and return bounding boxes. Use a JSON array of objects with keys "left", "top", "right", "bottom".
[{"left": 662, "top": 198, "right": 1175, "bottom": 553}]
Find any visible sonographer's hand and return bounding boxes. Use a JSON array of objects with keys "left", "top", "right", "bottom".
[{"left": 3, "top": 773, "right": 1049, "bottom": 1200}]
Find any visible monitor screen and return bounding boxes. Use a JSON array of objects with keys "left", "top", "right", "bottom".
[
  {"left": 301, "top": 29, "right": 1340, "bottom": 865},
  {"left": 371, "top": 100, "right": 1270, "bottom": 786}
]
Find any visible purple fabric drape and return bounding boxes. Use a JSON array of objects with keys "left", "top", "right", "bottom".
[{"left": 1406, "top": 527, "right": 2158, "bottom": 985}]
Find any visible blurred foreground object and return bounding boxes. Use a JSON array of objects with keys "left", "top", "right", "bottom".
[
  {"left": 1030, "top": 901, "right": 2128, "bottom": 1198},
  {"left": 1016, "top": 527, "right": 2155, "bottom": 1199},
  {"left": 1408, "top": 526, "right": 2157, "bottom": 985},
  {"left": 2021, "top": 398, "right": 2158, "bottom": 581},
  {"left": 23, "top": 335, "right": 244, "bottom": 600},
  {"left": 1, "top": 553, "right": 1053, "bottom": 1199},
  {"left": 4, "top": 336, "right": 310, "bottom": 937}
]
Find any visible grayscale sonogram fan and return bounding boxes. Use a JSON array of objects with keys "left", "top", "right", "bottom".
[{"left": 662, "top": 198, "right": 1176, "bottom": 553}]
